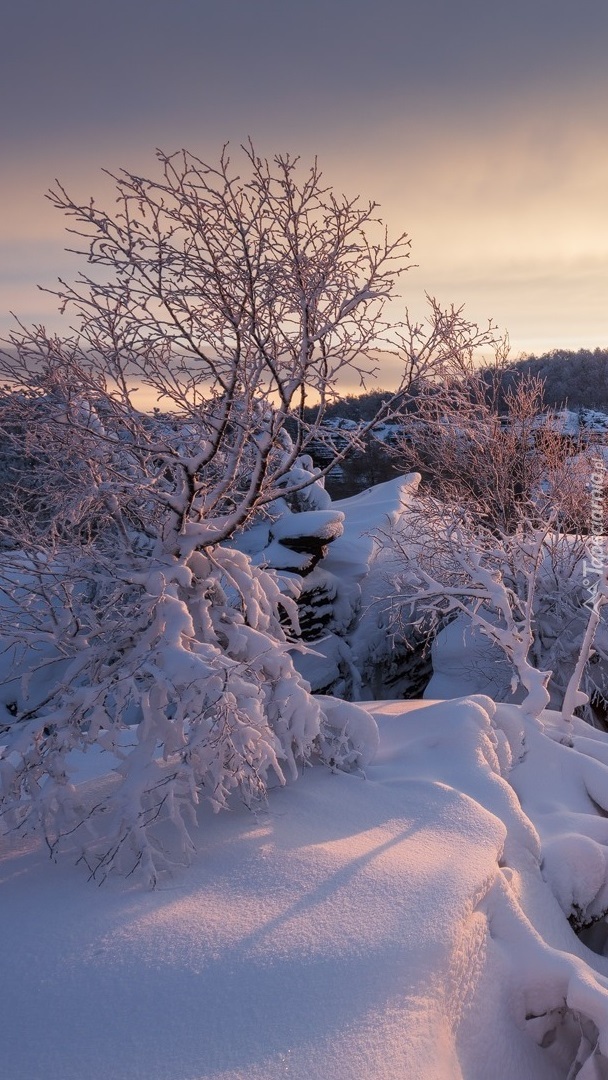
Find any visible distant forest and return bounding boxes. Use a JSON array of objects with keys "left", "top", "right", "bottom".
[
  {"left": 500, "top": 348, "right": 608, "bottom": 410},
  {"left": 310, "top": 349, "right": 608, "bottom": 421}
]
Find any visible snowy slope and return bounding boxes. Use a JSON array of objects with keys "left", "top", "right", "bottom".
[{"left": 4, "top": 696, "right": 608, "bottom": 1079}]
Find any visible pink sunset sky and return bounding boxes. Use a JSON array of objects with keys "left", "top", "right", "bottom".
[{"left": 2, "top": 0, "right": 607, "bottom": 373}]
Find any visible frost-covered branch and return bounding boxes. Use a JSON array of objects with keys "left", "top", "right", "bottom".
[
  {"left": 382, "top": 498, "right": 552, "bottom": 720},
  {"left": 3, "top": 143, "right": 454, "bottom": 882}
]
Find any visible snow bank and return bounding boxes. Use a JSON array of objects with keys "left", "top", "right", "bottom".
[
  {"left": 326, "top": 473, "right": 418, "bottom": 591},
  {"left": 4, "top": 695, "right": 608, "bottom": 1078}
]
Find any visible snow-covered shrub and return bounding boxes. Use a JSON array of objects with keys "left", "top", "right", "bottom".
[
  {"left": 0, "top": 392, "right": 390, "bottom": 882},
  {"left": 523, "top": 514, "right": 608, "bottom": 725},
  {"left": 0, "top": 544, "right": 388, "bottom": 874},
  {"left": 0, "top": 544, "right": 327, "bottom": 881},
  {"left": 384, "top": 366, "right": 608, "bottom": 722},
  {"left": 382, "top": 497, "right": 568, "bottom": 720},
  {"left": 314, "top": 696, "right": 380, "bottom": 770}
]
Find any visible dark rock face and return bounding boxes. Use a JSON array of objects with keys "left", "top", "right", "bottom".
[{"left": 276, "top": 534, "right": 329, "bottom": 574}]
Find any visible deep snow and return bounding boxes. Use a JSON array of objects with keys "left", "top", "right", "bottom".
[{"left": 4, "top": 696, "right": 608, "bottom": 1079}]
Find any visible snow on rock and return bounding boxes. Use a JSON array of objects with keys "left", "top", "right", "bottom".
[
  {"left": 326, "top": 473, "right": 419, "bottom": 592},
  {"left": 268, "top": 508, "right": 344, "bottom": 545},
  {"left": 4, "top": 695, "right": 608, "bottom": 1078},
  {"left": 580, "top": 408, "right": 608, "bottom": 435},
  {"left": 293, "top": 633, "right": 359, "bottom": 697},
  {"left": 256, "top": 508, "right": 344, "bottom": 576},
  {"left": 258, "top": 473, "right": 423, "bottom": 696},
  {"left": 241, "top": 473, "right": 425, "bottom": 698}
]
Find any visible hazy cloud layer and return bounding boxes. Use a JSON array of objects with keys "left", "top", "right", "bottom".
[{"left": 2, "top": 0, "right": 607, "bottom": 353}]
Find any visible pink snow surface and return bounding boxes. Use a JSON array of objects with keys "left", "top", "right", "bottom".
[{"left": 3, "top": 696, "right": 608, "bottom": 1079}]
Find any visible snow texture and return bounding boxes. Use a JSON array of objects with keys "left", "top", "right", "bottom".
[{"left": 4, "top": 695, "right": 608, "bottom": 1078}]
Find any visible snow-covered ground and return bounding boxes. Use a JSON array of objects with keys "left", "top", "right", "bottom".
[
  {"left": 4, "top": 472, "right": 608, "bottom": 1078},
  {"left": 4, "top": 695, "right": 608, "bottom": 1079}
]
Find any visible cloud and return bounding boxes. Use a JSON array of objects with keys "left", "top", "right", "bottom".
[{"left": 2, "top": 3, "right": 607, "bottom": 353}]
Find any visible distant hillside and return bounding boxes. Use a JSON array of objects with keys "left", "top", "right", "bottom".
[
  {"left": 302, "top": 349, "right": 608, "bottom": 424},
  {"left": 301, "top": 389, "right": 407, "bottom": 424},
  {"left": 300, "top": 360, "right": 608, "bottom": 497},
  {"left": 484, "top": 348, "right": 608, "bottom": 410}
]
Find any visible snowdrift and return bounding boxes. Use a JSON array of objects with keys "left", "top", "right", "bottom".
[{"left": 4, "top": 696, "right": 608, "bottom": 1078}]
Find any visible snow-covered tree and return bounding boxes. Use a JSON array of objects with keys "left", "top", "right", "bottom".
[{"left": 0, "top": 145, "right": 494, "bottom": 882}]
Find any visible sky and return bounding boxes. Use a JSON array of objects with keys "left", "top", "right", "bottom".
[{"left": 2, "top": 0, "right": 608, "bottom": 380}]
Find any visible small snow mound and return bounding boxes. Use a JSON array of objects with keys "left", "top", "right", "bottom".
[
  {"left": 543, "top": 834, "right": 607, "bottom": 919},
  {"left": 315, "top": 695, "right": 380, "bottom": 770}
]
